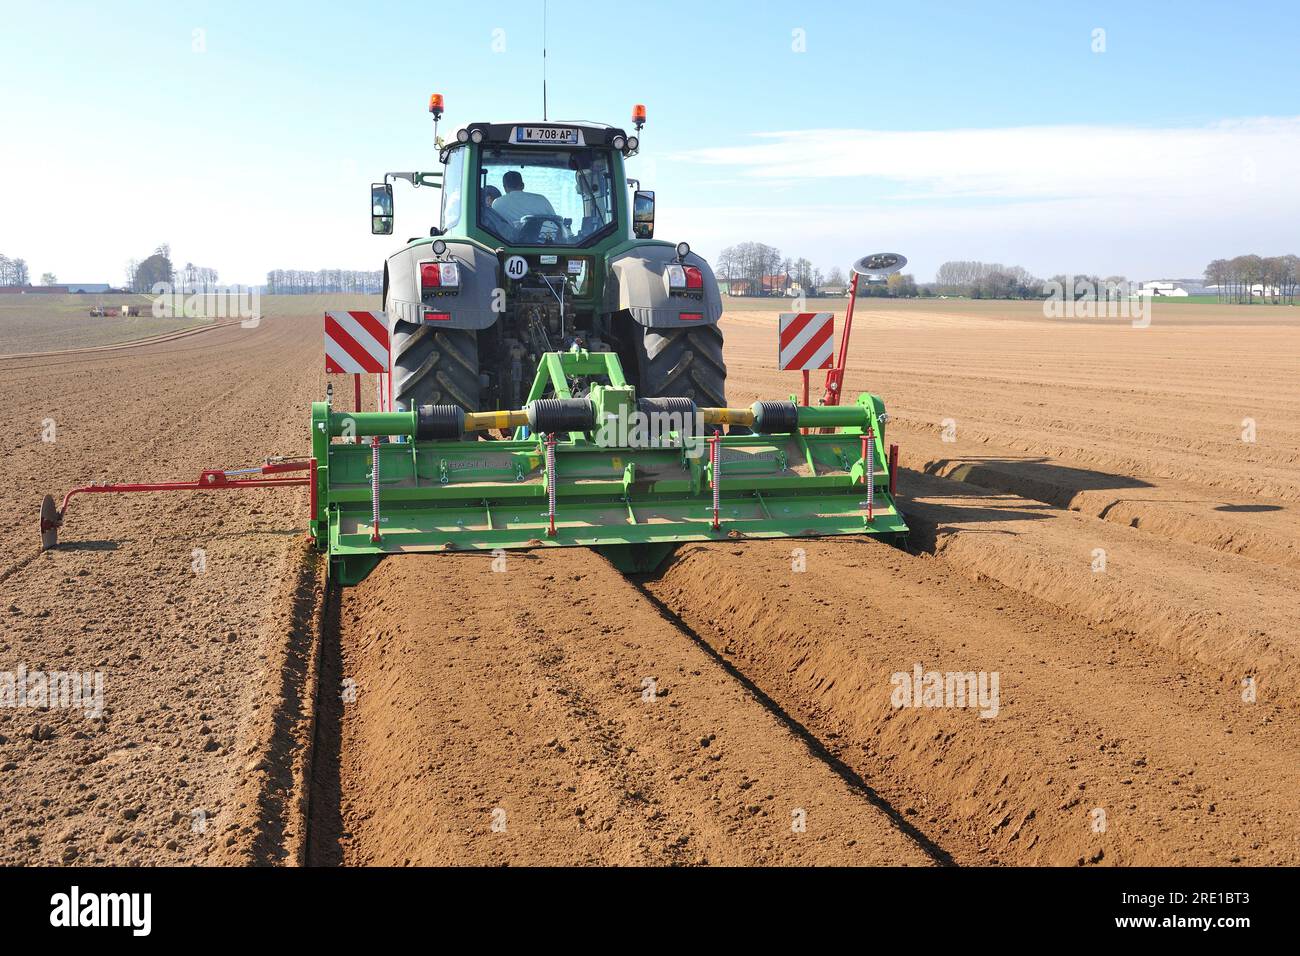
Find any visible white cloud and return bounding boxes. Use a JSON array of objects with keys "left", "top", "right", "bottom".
[
  {"left": 664, "top": 117, "right": 1300, "bottom": 279},
  {"left": 673, "top": 117, "right": 1300, "bottom": 201}
]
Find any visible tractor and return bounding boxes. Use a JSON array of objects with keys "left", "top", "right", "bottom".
[
  {"left": 370, "top": 99, "right": 727, "bottom": 418},
  {"left": 41, "top": 96, "right": 910, "bottom": 586}
]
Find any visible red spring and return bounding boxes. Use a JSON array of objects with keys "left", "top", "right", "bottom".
[
  {"left": 709, "top": 434, "right": 721, "bottom": 531},
  {"left": 545, "top": 433, "right": 557, "bottom": 537},
  {"left": 370, "top": 435, "right": 382, "bottom": 543},
  {"left": 862, "top": 428, "right": 874, "bottom": 522}
]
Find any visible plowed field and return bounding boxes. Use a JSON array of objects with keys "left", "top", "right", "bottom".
[{"left": 2, "top": 296, "right": 1295, "bottom": 866}]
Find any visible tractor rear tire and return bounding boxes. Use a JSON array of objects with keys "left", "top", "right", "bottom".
[
  {"left": 633, "top": 323, "right": 728, "bottom": 408},
  {"left": 391, "top": 322, "right": 481, "bottom": 411}
]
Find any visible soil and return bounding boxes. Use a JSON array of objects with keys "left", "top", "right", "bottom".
[
  {"left": 0, "top": 299, "right": 346, "bottom": 863},
  {"left": 2, "top": 295, "right": 1296, "bottom": 867},
  {"left": 308, "top": 550, "right": 934, "bottom": 866}
]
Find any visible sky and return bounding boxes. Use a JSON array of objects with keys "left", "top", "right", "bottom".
[{"left": 1, "top": 0, "right": 1298, "bottom": 285}]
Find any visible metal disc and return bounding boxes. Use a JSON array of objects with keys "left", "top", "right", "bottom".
[
  {"left": 852, "top": 253, "right": 907, "bottom": 277},
  {"left": 40, "top": 494, "right": 59, "bottom": 550}
]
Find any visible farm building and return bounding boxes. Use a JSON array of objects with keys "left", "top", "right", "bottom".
[{"left": 1140, "top": 279, "right": 1213, "bottom": 296}]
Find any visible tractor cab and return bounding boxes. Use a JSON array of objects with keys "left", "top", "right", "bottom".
[
  {"left": 450, "top": 123, "right": 627, "bottom": 248},
  {"left": 374, "top": 120, "right": 646, "bottom": 248}
]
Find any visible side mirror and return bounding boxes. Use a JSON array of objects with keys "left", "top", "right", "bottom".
[
  {"left": 632, "top": 189, "right": 655, "bottom": 239},
  {"left": 371, "top": 183, "right": 394, "bottom": 235}
]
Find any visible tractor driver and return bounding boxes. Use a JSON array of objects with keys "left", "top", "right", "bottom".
[{"left": 492, "top": 170, "right": 556, "bottom": 223}]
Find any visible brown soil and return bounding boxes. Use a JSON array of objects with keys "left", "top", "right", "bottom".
[
  {"left": 308, "top": 549, "right": 934, "bottom": 866},
  {"left": 0, "top": 302, "right": 341, "bottom": 864},
  {"left": 721, "top": 301, "right": 1300, "bottom": 703},
  {"left": 643, "top": 538, "right": 1300, "bottom": 866},
  {"left": 3, "top": 296, "right": 1297, "bottom": 867}
]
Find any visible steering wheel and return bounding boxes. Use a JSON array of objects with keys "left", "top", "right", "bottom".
[{"left": 516, "top": 214, "right": 567, "bottom": 244}]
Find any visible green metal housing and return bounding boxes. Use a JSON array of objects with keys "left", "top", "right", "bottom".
[{"left": 310, "top": 351, "right": 906, "bottom": 585}]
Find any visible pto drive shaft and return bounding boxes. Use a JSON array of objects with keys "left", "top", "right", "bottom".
[{"left": 324, "top": 400, "right": 871, "bottom": 440}]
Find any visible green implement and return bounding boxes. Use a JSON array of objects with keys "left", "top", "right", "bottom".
[{"left": 310, "top": 351, "right": 905, "bottom": 585}]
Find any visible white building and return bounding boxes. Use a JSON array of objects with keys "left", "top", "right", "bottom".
[
  {"left": 1140, "top": 279, "right": 1213, "bottom": 297},
  {"left": 1140, "top": 281, "right": 1188, "bottom": 296}
]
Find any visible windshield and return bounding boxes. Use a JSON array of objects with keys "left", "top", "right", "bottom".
[{"left": 477, "top": 146, "right": 617, "bottom": 246}]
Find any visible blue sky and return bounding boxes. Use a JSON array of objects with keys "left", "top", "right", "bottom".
[{"left": 2, "top": 0, "right": 1298, "bottom": 283}]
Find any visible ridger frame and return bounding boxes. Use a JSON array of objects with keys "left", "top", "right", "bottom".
[{"left": 310, "top": 350, "right": 906, "bottom": 585}]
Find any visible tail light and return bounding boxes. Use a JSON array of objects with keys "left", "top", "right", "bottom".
[
  {"left": 420, "top": 261, "right": 460, "bottom": 294},
  {"left": 665, "top": 263, "right": 704, "bottom": 293}
]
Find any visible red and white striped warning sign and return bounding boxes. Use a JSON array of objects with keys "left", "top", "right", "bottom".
[
  {"left": 777, "top": 312, "right": 834, "bottom": 371},
  {"left": 325, "top": 311, "right": 390, "bottom": 374}
]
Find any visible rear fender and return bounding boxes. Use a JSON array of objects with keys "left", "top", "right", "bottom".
[
  {"left": 603, "top": 244, "right": 723, "bottom": 328},
  {"left": 384, "top": 240, "right": 501, "bottom": 331}
]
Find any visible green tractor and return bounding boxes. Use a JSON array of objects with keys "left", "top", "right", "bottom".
[{"left": 371, "top": 99, "right": 727, "bottom": 417}]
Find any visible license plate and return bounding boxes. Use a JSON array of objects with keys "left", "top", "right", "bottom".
[{"left": 518, "top": 126, "right": 578, "bottom": 145}]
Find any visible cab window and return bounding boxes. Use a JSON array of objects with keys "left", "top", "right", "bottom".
[
  {"left": 477, "top": 146, "right": 616, "bottom": 247},
  {"left": 441, "top": 147, "right": 466, "bottom": 231}
]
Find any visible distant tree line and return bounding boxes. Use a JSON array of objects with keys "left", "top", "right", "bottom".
[
  {"left": 934, "top": 261, "right": 1042, "bottom": 298},
  {"left": 1203, "top": 254, "right": 1299, "bottom": 304},
  {"left": 714, "top": 242, "right": 920, "bottom": 297},
  {"left": 715, "top": 242, "right": 787, "bottom": 292},
  {"left": 176, "top": 262, "right": 220, "bottom": 291},
  {"left": 265, "top": 269, "right": 383, "bottom": 294},
  {"left": 862, "top": 273, "right": 920, "bottom": 297},
  {"left": 0, "top": 253, "right": 31, "bottom": 286}
]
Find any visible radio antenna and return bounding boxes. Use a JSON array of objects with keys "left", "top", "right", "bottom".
[{"left": 542, "top": 0, "right": 548, "bottom": 120}]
